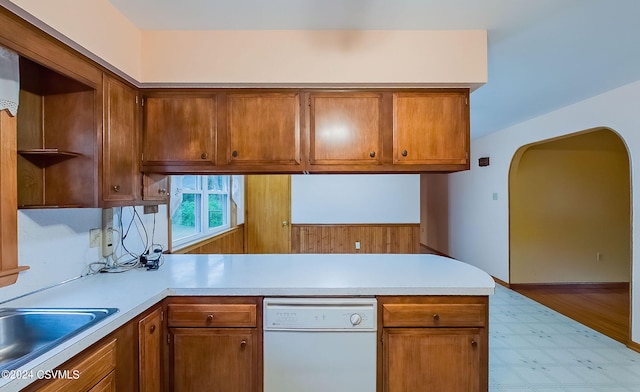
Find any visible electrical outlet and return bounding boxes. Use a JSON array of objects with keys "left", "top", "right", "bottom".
[
  {"left": 102, "top": 208, "right": 114, "bottom": 257},
  {"left": 144, "top": 204, "right": 158, "bottom": 214},
  {"left": 355, "top": 241, "right": 361, "bottom": 250},
  {"left": 89, "top": 228, "right": 101, "bottom": 248}
]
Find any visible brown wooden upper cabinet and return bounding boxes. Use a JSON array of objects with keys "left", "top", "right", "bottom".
[
  {"left": 143, "top": 96, "right": 217, "bottom": 165},
  {"left": 308, "top": 92, "right": 383, "bottom": 165},
  {"left": 143, "top": 173, "right": 170, "bottom": 202},
  {"left": 17, "top": 57, "right": 98, "bottom": 208},
  {"left": 223, "top": 92, "right": 300, "bottom": 167},
  {"left": 139, "top": 89, "right": 469, "bottom": 173},
  {"left": 393, "top": 91, "right": 469, "bottom": 166},
  {"left": 102, "top": 74, "right": 140, "bottom": 205}
]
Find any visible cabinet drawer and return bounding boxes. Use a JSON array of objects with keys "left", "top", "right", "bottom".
[
  {"left": 36, "top": 339, "right": 116, "bottom": 392},
  {"left": 89, "top": 371, "right": 115, "bottom": 392},
  {"left": 168, "top": 304, "right": 257, "bottom": 327},
  {"left": 382, "top": 303, "right": 486, "bottom": 327}
]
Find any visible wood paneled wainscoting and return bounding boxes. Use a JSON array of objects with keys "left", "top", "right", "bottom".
[
  {"left": 291, "top": 224, "right": 420, "bottom": 254},
  {"left": 174, "top": 225, "right": 244, "bottom": 254}
]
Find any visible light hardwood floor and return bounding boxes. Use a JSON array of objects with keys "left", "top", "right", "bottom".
[{"left": 512, "top": 284, "right": 630, "bottom": 345}]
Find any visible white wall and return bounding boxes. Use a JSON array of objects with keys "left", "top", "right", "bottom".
[
  {"left": 0, "top": 206, "right": 168, "bottom": 302},
  {"left": 448, "top": 79, "right": 640, "bottom": 342},
  {"left": 4, "top": 2, "right": 486, "bottom": 87},
  {"left": 291, "top": 174, "right": 419, "bottom": 224},
  {"left": 141, "top": 30, "right": 486, "bottom": 86},
  {"left": 4, "top": 0, "right": 142, "bottom": 81}
]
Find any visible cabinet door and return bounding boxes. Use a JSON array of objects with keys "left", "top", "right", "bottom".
[
  {"left": 103, "top": 75, "right": 139, "bottom": 203},
  {"left": 225, "top": 93, "right": 300, "bottom": 165},
  {"left": 139, "top": 308, "right": 163, "bottom": 392},
  {"left": 88, "top": 372, "right": 116, "bottom": 392},
  {"left": 309, "top": 93, "right": 382, "bottom": 165},
  {"left": 383, "top": 328, "right": 481, "bottom": 392},
  {"left": 171, "top": 328, "right": 257, "bottom": 392},
  {"left": 393, "top": 92, "right": 468, "bottom": 165},
  {"left": 143, "top": 173, "right": 169, "bottom": 202},
  {"left": 143, "top": 96, "right": 216, "bottom": 164},
  {"left": 0, "top": 110, "right": 20, "bottom": 287}
]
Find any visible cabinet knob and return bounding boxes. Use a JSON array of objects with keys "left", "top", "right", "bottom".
[
  {"left": 401, "top": 150, "right": 408, "bottom": 157},
  {"left": 206, "top": 314, "right": 214, "bottom": 322},
  {"left": 232, "top": 150, "right": 238, "bottom": 158},
  {"left": 282, "top": 220, "right": 288, "bottom": 227},
  {"left": 369, "top": 151, "right": 376, "bottom": 158},
  {"left": 113, "top": 185, "right": 121, "bottom": 192},
  {"left": 240, "top": 340, "right": 247, "bottom": 349},
  {"left": 201, "top": 152, "right": 208, "bottom": 160},
  {"left": 432, "top": 314, "right": 440, "bottom": 321},
  {"left": 149, "top": 324, "right": 156, "bottom": 334},
  {"left": 471, "top": 340, "right": 478, "bottom": 347}
]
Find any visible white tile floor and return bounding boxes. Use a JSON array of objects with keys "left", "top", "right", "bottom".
[{"left": 490, "top": 285, "right": 640, "bottom": 391}]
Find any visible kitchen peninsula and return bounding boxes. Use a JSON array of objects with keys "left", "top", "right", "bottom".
[{"left": 0, "top": 254, "right": 494, "bottom": 392}]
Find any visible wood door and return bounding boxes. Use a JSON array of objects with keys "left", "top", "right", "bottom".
[
  {"left": 103, "top": 75, "right": 139, "bottom": 204},
  {"left": 143, "top": 173, "right": 169, "bottom": 202},
  {"left": 309, "top": 92, "right": 383, "bottom": 165},
  {"left": 16, "top": 90, "right": 43, "bottom": 207},
  {"left": 393, "top": 92, "right": 468, "bottom": 165},
  {"left": 383, "top": 328, "right": 481, "bottom": 392},
  {"left": 225, "top": 93, "right": 300, "bottom": 165},
  {"left": 0, "top": 110, "right": 20, "bottom": 287},
  {"left": 139, "top": 308, "right": 162, "bottom": 392},
  {"left": 43, "top": 90, "right": 96, "bottom": 207},
  {"left": 245, "top": 175, "right": 291, "bottom": 254},
  {"left": 143, "top": 96, "right": 216, "bottom": 164},
  {"left": 171, "top": 328, "right": 257, "bottom": 392}
]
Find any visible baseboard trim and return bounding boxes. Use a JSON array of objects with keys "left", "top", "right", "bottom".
[
  {"left": 510, "top": 282, "right": 630, "bottom": 290},
  {"left": 627, "top": 340, "right": 640, "bottom": 354},
  {"left": 492, "top": 276, "right": 510, "bottom": 288},
  {"left": 419, "top": 244, "right": 452, "bottom": 258}
]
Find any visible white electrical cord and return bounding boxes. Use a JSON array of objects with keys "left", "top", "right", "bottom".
[{"left": 82, "top": 207, "right": 163, "bottom": 276}]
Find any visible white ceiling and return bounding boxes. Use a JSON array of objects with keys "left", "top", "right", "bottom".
[{"left": 108, "top": 0, "right": 640, "bottom": 139}]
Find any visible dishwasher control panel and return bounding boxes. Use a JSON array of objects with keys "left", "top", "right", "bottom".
[{"left": 263, "top": 298, "right": 377, "bottom": 331}]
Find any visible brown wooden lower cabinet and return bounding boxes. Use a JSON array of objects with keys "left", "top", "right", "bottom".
[
  {"left": 170, "top": 328, "right": 258, "bottom": 392},
  {"left": 378, "top": 296, "right": 488, "bottom": 392},
  {"left": 23, "top": 303, "right": 164, "bottom": 392},
  {"left": 383, "top": 328, "right": 482, "bottom": 392},
  {"left": 167, "top": 297, "right": 262, "bottom": 392},
  {"left": 89, "top": 372, "right": 116, "bottom": 392},
  {"left": 139, "top": 307, "right": 163, "bottom": 392},
  {"left": 28, "top": 339, "right": 116, "bottom": 392},
  {"left": 20, "top": 295, "right": 489, "bottom": 392}
]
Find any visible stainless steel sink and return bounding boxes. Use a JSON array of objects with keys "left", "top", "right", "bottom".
[{"left": 0, "top": 308, "right": 118, "bottom": 371}]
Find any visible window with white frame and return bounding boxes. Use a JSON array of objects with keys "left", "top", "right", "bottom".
[{"left": 170, "top": 175, "right": 231, "bottom": 249}]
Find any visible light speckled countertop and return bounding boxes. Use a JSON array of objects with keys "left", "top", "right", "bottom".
[{"left": 0, "top": 253, "right": 494, "bottom": 391}]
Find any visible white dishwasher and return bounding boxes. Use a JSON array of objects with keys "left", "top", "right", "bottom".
[{"left": 263, "top": 297, "right": 377, "bottom": 392}]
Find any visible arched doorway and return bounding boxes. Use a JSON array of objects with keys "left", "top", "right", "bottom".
[{"left": 509, "top": 128, "right": 632, "bottom": 343}]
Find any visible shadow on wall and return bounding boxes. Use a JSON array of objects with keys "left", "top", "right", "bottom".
[{"left": 509, "top": 127, "right": 631, "bottom": 284}]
